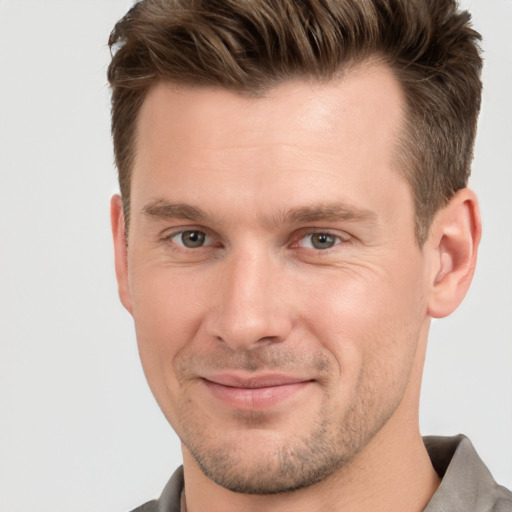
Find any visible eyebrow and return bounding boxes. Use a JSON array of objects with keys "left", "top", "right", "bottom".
[
  {"left": 142, "top": 200, "right": 209, "bottom": 221},
  {"left": 141, "top": 199, "right": 377, "bottom": 226},
  {"left": 282, "top": 204, "right": 377, "bottom": 225}
]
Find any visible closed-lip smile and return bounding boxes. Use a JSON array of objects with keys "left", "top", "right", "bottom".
[{"left": 201, "top": 373, "right": 314, "bottom": 410}]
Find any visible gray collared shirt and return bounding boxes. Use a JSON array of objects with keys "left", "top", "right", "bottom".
[
  {"left": 131, "top": 435, "right": 512, "bottom": 512},
  {"left": 423, "top": 435, "right": 511, "bottom": 511}
]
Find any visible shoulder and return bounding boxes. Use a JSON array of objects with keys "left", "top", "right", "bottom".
[
  {"left": 424, "top": 435, "right": 512, "bottom": 512},
  {"left": 129, "top": 501, "right": 159, "bottom": 512},
  {"left": 127, "top": 466, "right": 184, "bottom": 512},
  {"left": 492, "top": 487, "right": 512, "bottom": 512}
]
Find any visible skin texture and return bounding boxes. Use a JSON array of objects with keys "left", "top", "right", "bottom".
[{"left": 112, "top": 62, "right": 481, "bottom": 512}]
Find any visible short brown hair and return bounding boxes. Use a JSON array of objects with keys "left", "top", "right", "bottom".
[{"left": 108, "top": 0, "right": 482, "bottom": 244}]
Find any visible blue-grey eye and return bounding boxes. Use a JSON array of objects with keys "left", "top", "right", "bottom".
[
  {"left": 310, "top": 233, "right": 336, "bottom": 249},
  {"left": 300, "top": 232, "right": 340, "bottom": 250},
  {"left": 178, "top": 230, "right": 207, "bottom": 248}
]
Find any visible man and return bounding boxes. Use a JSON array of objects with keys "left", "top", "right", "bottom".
[{"left": 107, "top": 0, "right": 512, "bottom": 511}]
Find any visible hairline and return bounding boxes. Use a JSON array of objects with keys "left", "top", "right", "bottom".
[{"left": 121, "top": 59, "right": 433, "bottom": 247}]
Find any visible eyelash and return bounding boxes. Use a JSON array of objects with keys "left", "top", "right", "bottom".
[
  {"left": 162, "top": 229, "right": 214, "bottom": 249},
  {"left": 160, "top": 228, "right": 349, "bottom": 253},
  {"left": 294, "top": 230, "right": 345, "bottom": 251}
]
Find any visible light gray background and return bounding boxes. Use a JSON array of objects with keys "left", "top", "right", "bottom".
[{"left": 0, "top": 1, "right": 510, "bottom": 511}]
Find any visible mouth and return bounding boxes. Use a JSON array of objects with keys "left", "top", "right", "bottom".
[{"left": 201, "top": 373, "right": 314, "bottom": 410}]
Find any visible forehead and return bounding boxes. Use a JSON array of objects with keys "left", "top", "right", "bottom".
[
  {"left": 131, "top": 62, "right": 410, "bottom": 228},
  {"left": 136, "top": 62, "right": 405, "bottom": 156}
]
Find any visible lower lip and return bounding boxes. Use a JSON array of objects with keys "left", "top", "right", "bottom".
[{"left": 203, "top": 380, "right": 311, "bottom": 410}]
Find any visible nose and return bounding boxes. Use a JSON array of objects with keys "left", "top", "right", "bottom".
[{"left": 205, "top": 248, "right": 293, "bottom": 351}]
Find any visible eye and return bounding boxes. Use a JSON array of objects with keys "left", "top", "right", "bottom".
[
  {"left": 170, "top": 230, "right": 210, "bottom": 248},
  {"left": 299, "top": 232, "right": 342, "bottom": 250}
]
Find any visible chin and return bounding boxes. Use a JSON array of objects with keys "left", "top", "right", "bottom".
[{"left": 185, "top": 427, "right": 352, "bottom": 495}]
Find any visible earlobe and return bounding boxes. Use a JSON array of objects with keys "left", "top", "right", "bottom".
[
  {"left": 110, "top": 195, "right": 133, "bottom": 315},
  {"left": 427, "top": 188, "right": 481, "bottom": 319}
]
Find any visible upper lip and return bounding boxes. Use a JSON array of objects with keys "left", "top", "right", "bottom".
[{"left": 202, "top": 373, "right": 312, "bottom": 389}]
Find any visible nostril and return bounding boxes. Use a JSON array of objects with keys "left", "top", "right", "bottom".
[{"left": 214, "top": 334, "right": 283, "bottom": 351}]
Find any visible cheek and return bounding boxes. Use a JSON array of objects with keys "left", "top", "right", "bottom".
[
  {"left": 298, "top": 262, "right": 427, "bottom": 384},
  {"left": 131, "top": 265, "right": 204, "bottom": 337},
  {"left": 129, "top": 268, "right": 209, "bottom": 397}
]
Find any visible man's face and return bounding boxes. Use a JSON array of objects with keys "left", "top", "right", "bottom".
[{"left": 116, "top": 63, "right": 433, "bottom": 493}]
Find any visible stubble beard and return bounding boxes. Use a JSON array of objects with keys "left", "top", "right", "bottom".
[
  {"left": 184, "top": 409, "right": 352, "bottom": 495},
  {"left": 176, "top": 371, "right": 403, "bottom": 495}
]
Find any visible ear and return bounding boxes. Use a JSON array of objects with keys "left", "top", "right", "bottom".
[
  {"left": 426, "top": 188, "right": 481, "bottom": 318},
  {"left": 111, "top": 195, "right": 133, "bottom": 315}
]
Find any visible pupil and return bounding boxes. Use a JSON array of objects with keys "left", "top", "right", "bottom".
[{"left": 182, "top": 231, "right": 205, "bottom": 247}]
